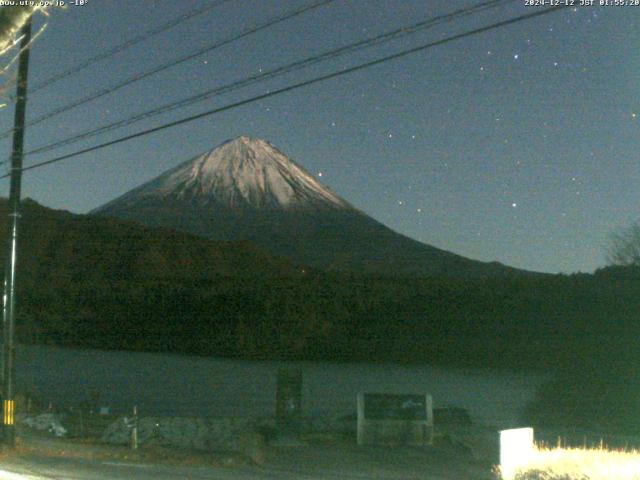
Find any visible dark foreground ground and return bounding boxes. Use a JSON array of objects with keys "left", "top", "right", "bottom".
[{"left": 0, "top": 427, "right": 498, "bottom": 480}]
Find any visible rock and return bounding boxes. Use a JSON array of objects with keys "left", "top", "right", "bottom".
[
  {"left": 102, "top": 416, "right": 274, "bottom": 452},
  {"left": 21, "top": 413, "right": 67, "bottom": 437},
  {"left": 238, "top": 431, "right": 266, "bottom": 464}
]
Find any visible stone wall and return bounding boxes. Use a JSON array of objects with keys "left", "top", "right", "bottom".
[
  {"left": 101, "top": 414, "right": 356, "bottom": 452},
  {"left": 102, "top": 416, "right": 274, "bottom": 451}
]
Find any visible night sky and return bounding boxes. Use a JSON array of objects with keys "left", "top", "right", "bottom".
[{"left": 0, "top": 0, "right": 638, "bottom": 274}]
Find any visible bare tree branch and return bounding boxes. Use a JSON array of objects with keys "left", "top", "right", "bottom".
[{"left": 607, "top": 223, "right": 640, "bottom": 267}]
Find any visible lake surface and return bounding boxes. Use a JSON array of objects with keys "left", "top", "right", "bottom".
[{"left": 15, "top": 344, "right": 547, "bottom": 428}]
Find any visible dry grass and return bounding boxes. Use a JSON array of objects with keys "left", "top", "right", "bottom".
[{"left": 500, "top": 443, "right": 640, "bottom": 480}]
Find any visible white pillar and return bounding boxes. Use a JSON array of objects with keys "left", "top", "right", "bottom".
[{"left": 500, "top": 427, "right": 534, "bottom": 480}]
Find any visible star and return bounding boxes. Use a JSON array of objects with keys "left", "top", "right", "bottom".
[
  {"left": 511, "top": 203, "right": 517, "bottom": 208},
  {"left": 514, "top": 54, "right": 519, "bottom": 60},
  {"left": 317, "top": 172, "right": 323, "bottom": 177}
]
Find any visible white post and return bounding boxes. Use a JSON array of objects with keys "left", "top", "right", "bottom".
[
  {"left": 425, "top": 394, "right": 433, "bottom": 445},
  {"left": 500, "top": 427, "right": 534, "bottom": 480},
  {"left": 131, "top": 405, "right": 138, "bottom": 450},
  {"left": 356, "top": 393, "right": 365, "bottom": 446}
]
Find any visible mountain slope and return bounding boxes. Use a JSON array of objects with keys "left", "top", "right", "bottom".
[
  {"left": 98, "top": 136, "right": 349, "bottom": 212},
  {"left": 93, "top": 136, "right": 528, "bottom": 278},
  {"left": 3, "top": 198, "right": 297, "bottom": 287},
  {"left": 1, "top": 202, "right": 633, "bottom": 371}
]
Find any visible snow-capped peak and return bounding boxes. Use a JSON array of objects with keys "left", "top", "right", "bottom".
[{"left": 100, "top": 136, "right": 351, "bottom": 211}]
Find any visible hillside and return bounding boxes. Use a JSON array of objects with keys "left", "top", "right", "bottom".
[
  {"left": 5, "top": 198, "right": 297, "bottom": 282},
  {"left": 0, "top": 197, "right": 637, "bottom": 370}
]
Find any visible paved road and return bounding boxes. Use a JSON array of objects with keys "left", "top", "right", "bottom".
[
  {"left": 0, "top": 445, "right": 495, "bottom": 480},
  {"left": 3, "top": 427, "right": 499, "bottom": 479},
  {"left": 1, "top": 457, "right": 294, "bottom": 480}
]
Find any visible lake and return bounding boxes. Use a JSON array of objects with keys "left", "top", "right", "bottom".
[{"left": 15, "top": 344, "right": 547, "bottom": 428}]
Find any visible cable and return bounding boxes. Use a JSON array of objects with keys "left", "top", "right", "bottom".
[
  {"left": 0, "top": 5, "right": 569, "bottom": 180},
  {"left": 22, "top": 0, "right": 515, "bottom": 159},
  {"left": 24, "top": 0, "right": 511, "bottom": 158},
  {"left": 12, "top": 0, "right": 234, "bottom": 99},
  {"left": 0, "top": 0, "right": 335, "bottom": 141}
]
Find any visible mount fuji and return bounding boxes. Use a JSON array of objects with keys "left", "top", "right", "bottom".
[{"left": 92, "top": 136, "right": 521, "bottom": 277}]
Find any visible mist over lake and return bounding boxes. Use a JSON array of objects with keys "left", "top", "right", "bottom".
[{"left": 15, "top": 344, "right": 547, "bottom": 428}]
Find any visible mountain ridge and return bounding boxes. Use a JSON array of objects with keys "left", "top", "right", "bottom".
[
  {"left": 93, "top": 136, "right": 538, "bottom": 278},
  {"left": 96, "top": 136, "right": 351, "bottom": 213}
]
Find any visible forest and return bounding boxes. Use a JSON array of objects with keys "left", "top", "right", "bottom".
[{"left": 4, "top": 199, "right": 640, "bottom": 431}]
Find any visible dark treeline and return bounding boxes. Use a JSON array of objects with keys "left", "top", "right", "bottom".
[
  {"left": 6, "top": 199, "right": 640, "bottom": 431},
  {"left": 16, "top": 261, "right": 640, "bottom": 371},
  {"left": 6, "top": 199, "right": 640, "bottom": 374}
]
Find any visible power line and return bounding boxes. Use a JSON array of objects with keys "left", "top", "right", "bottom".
[
  {"left": 12, "top": 0, "right": 234, "bottom": 99},
  {"left": 0, "top": 0, "right": 335, "bottom": 141},
  {"left": 0, "top": 5, "right": 569, "bottom": 180},
  {"left": 22, "top": 0, "right": 515, "bottom": 160}
]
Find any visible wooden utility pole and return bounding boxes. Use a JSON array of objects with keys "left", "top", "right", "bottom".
[{"left": 2, "top": 18, "right": 32, "bottom": 447}]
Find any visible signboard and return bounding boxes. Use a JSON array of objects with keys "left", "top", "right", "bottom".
[{"left": 357, "top": 392, "right": 433, "bottom": 446}]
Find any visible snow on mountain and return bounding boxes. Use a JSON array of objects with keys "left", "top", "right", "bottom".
[{"left": 99, "top": 136, "right": 350, "bottom": 212}]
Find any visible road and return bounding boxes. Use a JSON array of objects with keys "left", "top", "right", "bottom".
[{"left": 0, "top": 444, "right": 495, "bottom": 480}]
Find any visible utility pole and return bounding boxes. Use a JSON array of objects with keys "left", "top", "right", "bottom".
[{"left": 2, "top": 18, "right": 32, "bottom": 447}]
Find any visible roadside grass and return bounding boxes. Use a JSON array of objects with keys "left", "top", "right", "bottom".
[{"left": 499, "top": 443, "right": 640, "bottom": 480}]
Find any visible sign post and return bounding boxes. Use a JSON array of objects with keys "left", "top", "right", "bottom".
[{"left": 357, "top": 393, "right": 433, "bottom": 446}]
